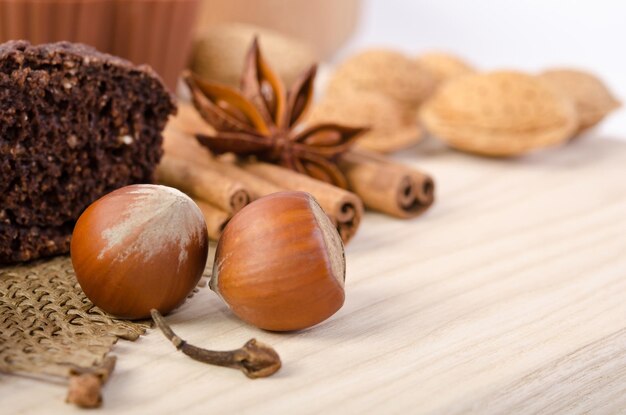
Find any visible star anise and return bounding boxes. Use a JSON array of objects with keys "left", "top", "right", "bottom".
[{"left": 184, "top": 38, "right": 367, "bottom": 189}]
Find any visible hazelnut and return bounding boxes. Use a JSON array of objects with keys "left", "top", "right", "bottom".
[
  {"left": 211, "top": 191, "right": 345, "bottom": 331},
  {"left": 71, "top": 184, "right": 209, "bottom": 319}
]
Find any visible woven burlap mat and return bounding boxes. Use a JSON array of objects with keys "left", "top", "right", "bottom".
[{"left": 0, "top": 256, "right": 149, "bottom": 381}]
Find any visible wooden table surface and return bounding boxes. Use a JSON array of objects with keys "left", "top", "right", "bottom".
[{"left": 4, "top": 136, "right": 626, "bottom": 414}]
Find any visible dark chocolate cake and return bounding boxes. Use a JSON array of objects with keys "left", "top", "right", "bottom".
[{"left": 0, "top": 41, "right": 176, "bottom": 263}]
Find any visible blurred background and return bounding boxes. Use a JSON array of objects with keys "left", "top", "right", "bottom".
[
  {"left": 341, "top": 0, "right": 624, "bottom": 138},
  {"left": 1, "top": 0, "right": 622, "bottom": 137}
]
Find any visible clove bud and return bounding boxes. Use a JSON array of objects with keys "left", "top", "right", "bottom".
[
  {"left": 150, "top": 309, "right": 281, "bottom": 378},
  {"left": 66, "top": 356, "right": 116, "bottom": 408}
]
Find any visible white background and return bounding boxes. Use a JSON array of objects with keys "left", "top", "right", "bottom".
[{"left": 338, "top": 0, "right": 625, "bottom": 139}]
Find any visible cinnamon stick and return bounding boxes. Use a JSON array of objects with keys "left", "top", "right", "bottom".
[
  {"left": 338, "top": 150, "right": 435, "bottom": 218},
  {"left": 163, "top": 111, "right": 362, "bottom": 242},
  {"left": 194, "top": 199, "right": 231, "bottom": 240},
  {"left": 163, "top": 125, "right": 215, "bottom": 168},
  {"left": 204, "top": 156, "right": 284, "bottom": 199},
  {"left": 168, "top": 101, "right": 216, "bottom": 137},
  {"left": 239, "top": 161, "right": 363, "bottom": 243},
  {"left": 156, "top": 155, "right": 250, "bottom": 213},
  {"left": 164, "top": 126, "right": 283, "bottom": 199}
]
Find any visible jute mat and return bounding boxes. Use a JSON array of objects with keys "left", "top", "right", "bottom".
[{"left": 0, "top": 256, "right": 148, "bottom": 381}]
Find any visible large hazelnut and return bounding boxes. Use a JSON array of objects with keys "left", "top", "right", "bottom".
[
  {"left": 71, "top": 184, "right": 209, "bottom": 319},
  {"left": 211, "top": 191, "right": 345, "bottom": 331}
]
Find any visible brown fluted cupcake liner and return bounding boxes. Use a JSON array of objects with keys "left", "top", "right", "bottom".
[
  {"left": 112, "top": 0, "right": 199, "bottom": 90},
  {"left": 0, "top": 0, "right": 113, "bottom": 51},
  {"left": 0, "top": 0, "right": 199, "bottom": 91}
]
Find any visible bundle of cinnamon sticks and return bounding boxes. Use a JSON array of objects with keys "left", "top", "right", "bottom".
[{"left": 156, "top": 104, "right": 435, "bottom": 244}]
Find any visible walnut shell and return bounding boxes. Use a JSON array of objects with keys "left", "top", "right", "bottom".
[
  {"left": 190, "top": 23, "right": 316, "bottom": 88},
  {"left": 327, "top": 49, "right": 435, "bottom": 112},
  {"left": 539, "top": 68, "right": 621, "bottom": 133},
  {"left": 419, "top": 70, "right": 578, "bottom": 157},
  {"left": 415, "top": 52, "right": 475, "bottom": 87},
  {"left": 307, "top": 88, "right": 423, "bottom": 153}
]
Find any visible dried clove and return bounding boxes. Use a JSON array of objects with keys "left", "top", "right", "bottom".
[
  {"left": 150, "top": 309, "right": 281, "bottom": 378},
  {"left": 66, "top": 356, "right": 116, "bottom": 408},
  {"left": 66, "top": 374, "right": 102, "bottom": 408}
]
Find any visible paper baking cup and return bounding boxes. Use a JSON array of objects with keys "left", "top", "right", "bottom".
[
  {"left": 0, "top": 0, "right": 112, "bottom": 51},
  {"left": 0, "top": 0, "right": 198, "bottom": 91},
  {"left": 112, "top": 0, "right": 199, "bottom": 91}
]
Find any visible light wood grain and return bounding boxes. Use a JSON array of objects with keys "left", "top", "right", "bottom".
[{"left": 4, "top": 136, "right": 626, "bottom": 414}]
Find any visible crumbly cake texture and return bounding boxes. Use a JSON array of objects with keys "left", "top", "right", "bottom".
[{"left": 0, "top": 41, "right": 176, "bottom": 263}]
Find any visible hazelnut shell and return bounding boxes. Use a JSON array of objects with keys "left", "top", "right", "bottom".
[
  {"left": 71, "top": 185, "right": 209, "bottom": 320},
  {"left": 212, "top": 191, "right": 345, "bottom": 331}
]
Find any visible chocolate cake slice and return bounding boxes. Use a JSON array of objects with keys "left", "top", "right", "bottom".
[{"left": 0, "top": 41, "right": 176, "bottom": 263}]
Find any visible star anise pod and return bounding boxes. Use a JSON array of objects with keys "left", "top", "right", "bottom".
[{"left": 184, "top": 37, "right": 367, "bottom": 189}]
